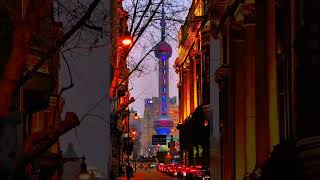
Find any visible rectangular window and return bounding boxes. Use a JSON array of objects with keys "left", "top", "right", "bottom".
[
  {"left": 162, "top": 88, "right": 166, "bottom": 93},
  {"left": 163, "top": 78, "right": 166, "bottom": 84}
]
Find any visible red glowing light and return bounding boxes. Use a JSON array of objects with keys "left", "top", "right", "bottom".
[{"left": 121, "top": 37, "right": 132, "bottom": 46}]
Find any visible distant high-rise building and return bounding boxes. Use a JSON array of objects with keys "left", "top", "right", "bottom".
[
  {"left": 140, "top": 97, "right": 159, "bottom": 156},
  {"left": 154, "top": 5, "right": 173, "bottom": 137}
]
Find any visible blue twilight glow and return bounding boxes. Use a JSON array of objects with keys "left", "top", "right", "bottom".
[{"left": 155, "top": 127, "right": 170, "bottom": 136}]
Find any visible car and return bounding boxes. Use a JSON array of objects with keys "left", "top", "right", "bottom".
[
  {"left": 193, "top": 166, "right": 210, "bottom": 180},
  {"left": 156, "top": 163, "right": 165, "bottom": 171},
  {"left": 167, "top": 164, "right": 178, "bottom": 177},
  {"left": 177, "top": 166, "right": 189, "bottom": 179},
  {"left": 149, "top": 163, "right": 157, "bottom": 168}
]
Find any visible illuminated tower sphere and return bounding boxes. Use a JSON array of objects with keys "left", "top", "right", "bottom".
[{"left": 153, "top": 5, "right": 173, "bottom": 137}]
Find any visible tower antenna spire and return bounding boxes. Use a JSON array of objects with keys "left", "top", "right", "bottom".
[{"left": 160, "top": 3, "right": 166, "bottom": 41}]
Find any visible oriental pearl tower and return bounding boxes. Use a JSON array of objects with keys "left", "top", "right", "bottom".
[{"left": 153, "top": 5, "right": 173, "bottom": 137}]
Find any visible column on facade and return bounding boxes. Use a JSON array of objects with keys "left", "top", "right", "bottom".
[
  {"left": 189, "top": 57, "right": 195, "bottom": 113},
  {"left": 178, "top": 76, "right": 183, "bottom": 124},
  {"left": 183, "top": 66, "right": 188, "bottom": 122},
  {"left": 266, "top": 0, "right": 279, "bottom": 152},
  {"left": 242, "top": 2, "right": 256, "bottom": 175},
  {"left": 253, "top": 0, "right": 271, "bottom": 167},
  {"left": 185, "top": 61, "right": 191, "bottom": 117},
  {"left": 193, "top": 56, "right": 198, "bottom": 109},
  {"left": 290, "top": 0, "right": 297, "bottom": 138},
  {"left": 222, "top": 19, "right": 234, "bottom": 180},
  {"left": 232, "top": 24, "right": 246, "bottom": 180}
]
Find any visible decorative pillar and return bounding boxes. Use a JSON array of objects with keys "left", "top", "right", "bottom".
[
  {"left": 232, "top": 23, "right": 246, "bottom": 180},
  {"left": 183, "top": 67, "right": 188, "bottom": 122},
  {"left": 241, "top": 3, "right": 256, "bottom": 176},
  {"left": 254, "top": 0, "right": 271, "bottom": 167},
  {"left": 189, "top": 57, "right": 195, "bottom": 113},
  {"left": 266, "top": 0, "right": 279, "bottom": 151},
  {"left": 193, "top": 55, "right": 198, "bottom": 109},
  {"left": 186, "top": 61, "right": 191, "bottom": 117},
  {"left": 214, "top": 65, "right": 232, "bottom": 180}
]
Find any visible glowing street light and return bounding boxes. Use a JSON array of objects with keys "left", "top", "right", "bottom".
[
  {"left": 132, "top": 131, "right": 136, "bottom": 135},
  {"left": 134, "top": 113, "right": 139, "bottom": 119},
  {"left": 121, "top": 37, "right": 133, "bottom": 46},
  {"left": 78, "top": 156, "right": 90, "bottom": 180}
]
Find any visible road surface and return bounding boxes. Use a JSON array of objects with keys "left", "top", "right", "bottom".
[{"left": 118, "top": 168, "right": 178, "bottom": 180}]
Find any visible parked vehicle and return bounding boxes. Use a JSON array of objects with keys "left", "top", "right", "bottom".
[
  {"left": 156, "top": 163, "right": 165, "bottom": 171},
  {"left": 149, "top": 163, "right": 157, "bottom": 168},
  {"left": 192, "top": 166, "right": 211, "bottom": 180},
  {"left": 167, "top": 164, "right": 178, "bottom": 177},
  {"left": 177, "top": 166, "right": 189, "bottom": 179}
]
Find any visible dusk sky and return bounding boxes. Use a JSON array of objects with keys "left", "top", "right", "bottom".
[
  {"left": 58, "top": 0, "right": 191, "bottom": 176},
  {"left": 125, "top": 0, "right": 191, "bottom": 115}
]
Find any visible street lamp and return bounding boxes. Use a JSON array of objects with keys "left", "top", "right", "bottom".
[
  {"left": 121, "top": 31, "right": 133, "bottom": 46},
  {"left": 78, "top": 156, "right": 90, "bottom": 180},
  {"left": 134, "top": 113, "right": 138, "bottom": 120},
  {"left": 125, "top": 110, "right": 140, "bottom": 179},
  {"left": 122, "top": 37, "right": 133, "bottom": 46}
]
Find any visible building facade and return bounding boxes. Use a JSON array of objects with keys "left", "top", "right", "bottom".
[
  {"left": 109, "top": 0, "right": 132, "bottom": 176},
  {"left": 175, "top": 0, "right": 210, "bottom": 168},
  {"left": 140, "top": 97, "right": 158, "bottom": 156},
  {"left": 0, "top": 1, "right": 69, "bottom": 179},
  {"left": 177, "top": 0, "right": 320, "bottom": 180}
]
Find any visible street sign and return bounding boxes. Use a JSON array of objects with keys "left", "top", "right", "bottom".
[{"left": 152, "top": 135, "right": 167, "bottom": 145}]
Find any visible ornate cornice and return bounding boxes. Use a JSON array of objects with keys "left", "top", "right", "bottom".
[{"left": 240, "top": 3, "right": 256, "bottom": 25}]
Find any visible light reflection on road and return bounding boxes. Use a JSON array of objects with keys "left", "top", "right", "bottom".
[{"left": 118, "top": 167, "right": 178, "bottom": 180}]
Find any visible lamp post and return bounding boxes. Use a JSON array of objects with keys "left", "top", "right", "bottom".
[
  {"left": 125, "top": 111, "right": 139, "bottom": 180},
  {"left": 127, "top": 112, "right": 139, "bottom": 162},
  {"left": 78, "top": 156, "right": 90, "bottom": 180}
]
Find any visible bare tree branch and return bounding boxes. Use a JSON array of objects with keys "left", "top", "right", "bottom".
[{"left": 18, "top": 0, "right": 101, "bottom": 89}]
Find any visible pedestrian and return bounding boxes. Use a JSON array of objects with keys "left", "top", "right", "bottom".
[
  {"left": 130, "top": 165, "right": 134, "bottom": 177},
  {"left": 122, "top": 165, "right": 126, "bottom": 176},
  {"left": 110, "top": 170, "right": 116, "bottom": 180},
  {"left": 126, "top": 164, "right": 133, "bottom": 180}
]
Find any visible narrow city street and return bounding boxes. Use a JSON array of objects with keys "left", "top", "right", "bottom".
[{"left": 118, "top": 168, "right": 178, "bottom": 180}]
